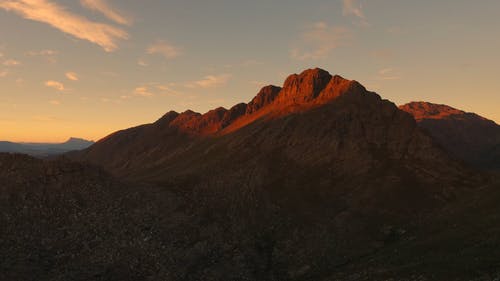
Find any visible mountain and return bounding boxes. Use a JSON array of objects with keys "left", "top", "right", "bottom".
[
  {"left": 66, "top": 68, "right": 490, "bottom": 277},
  {"left": 0, "top": 137, "right": 94, "bottom": 157},
  {"left": 3, "top": 68, "right": 499, "bottom": 280},
  {"left": 75, "top": 69, "right": 472, "bottom": 182},
  {"left": 400, "top": 102, "right": 500, "bottom": 170},
  {"left": 0, "top": 141, "right": 25, "bottom": 153}
]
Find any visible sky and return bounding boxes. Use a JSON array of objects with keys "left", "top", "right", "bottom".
[{"left": 1, "top": 0, "right": 499, "bottom": 142}]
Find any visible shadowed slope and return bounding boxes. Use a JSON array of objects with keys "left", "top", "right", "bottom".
[
  {"left": 73, "top": 68, "right": 481, "bottom": 223},
  {"left": 401, "top": 102, "right": 500, "bottom": 170}
]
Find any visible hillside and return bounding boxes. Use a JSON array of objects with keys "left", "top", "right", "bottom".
[{"left": 400, "top": 102, "right": 500, "bottom": 170}]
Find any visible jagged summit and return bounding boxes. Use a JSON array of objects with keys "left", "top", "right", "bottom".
[
  {"left": 154, "top": 111, "right": 180, "bottom": 126},
  {"left": 152, "top": 68, "right": 365, "bottom": 136},
  {"left": 277, "top": 68, "right": 332, "bottom": 103},
  {"left": 246, "top": 85, "right": 281, "bottom": 114}
]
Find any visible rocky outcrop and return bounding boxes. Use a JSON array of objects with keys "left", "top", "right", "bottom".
[
  {"left": 275, "top": 68, "right": 332, "bottom": 104},
  {"left": 246, "top": 85, "right": 281, "bottom": 114},
  {"left": 222, "top": 103, "right": 247, "bottom": 127}
]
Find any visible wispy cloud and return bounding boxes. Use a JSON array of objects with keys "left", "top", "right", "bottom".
[
  {"left": 129, "top": 83, "right": 183, "bottom": 99},
  {"left": 147, "top": 41, "right": 182, "bottom": 59},
  {"left": 342, "top": 0, "right": 365, "bottom": 19},
  {"left": 26, "top": 49, "right": 57, "bottom": 56},
  {"left": 49, "top": 100, "right": 61, "bottom": 105},
  {"left": 137, "top": 58, "right": 148, "bottom": 67},
  {"left": 45, "top": 80, "right": 65, "bottom": 91},
  {"left": 186, "top": 74, "right": 231, "bottom": 89},
  {"left": 376, "top": 68, "right": 401, "bottom": 81},
  {"left": 26, "top": 49, "right": 58, "bottom": 63},
  {"left": 290, "top": 22, "right": 351, "bottom": 60},
  {"left": 65, "top": 72, "right": 79, "bottom": 81},
  {"left": 155, "top": 83, "right": 183, "bottom": 96},
  {"left": 134, "top": 86, "right": 154, "bottom": 97},
  {"left": 0, "top": 70, "right": 8, "bottom": 77},
  {"left": 3, "top": 59, "right": 21, "bottom": 66},
  {"left": 0, "top": 0, "right": 128, "bottom": 52},
  {"left": 80, "top": 0, "right": 131, "bottom": 26}
]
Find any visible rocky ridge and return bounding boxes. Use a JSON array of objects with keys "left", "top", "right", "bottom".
[{"left": 401, "top": 101, "right": 500, "bottom": 170}]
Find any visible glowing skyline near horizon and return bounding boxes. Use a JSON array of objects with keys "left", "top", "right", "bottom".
[{"left": 1, "top": 0, "right": 499, "bottom": 142}]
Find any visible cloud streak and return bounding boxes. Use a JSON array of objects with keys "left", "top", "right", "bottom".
[
  {"left": 0, "top": 0, "right": 128, "bottom": 52},
  {"left": 376, "top": 68, "right": 401, "bottom": 81},
  {"left": 343, "top": 0, "right": 365, "bottom": 19},
  {"left": 186, "top": 74, "right": 231, "bottom": 89},
  {"left": 291, "top": 22, "right": 351, "bottom": 60},
  {"left": 26, "top": 49, "right": 57, "bottom": 56},
  {"left": 45, "top": 80, "right": 65, "bottom": 91},
  {"left": 65, "top": 72, "right": 79, "bottom": 81},
  {"left": 147, "top": 41, "right": 182, "bottom": 59},
  {"left": 3, "top": 59, "right": 20, "bottom": 66},
  {"left": 80, "top": 0, "right": 131, "bottom": 26},
  {"left": 130, "top": 83, "right": 184, "bottom": 99},
  {"left": 134, "top": 86, "right": 154, "bottom": 97}
]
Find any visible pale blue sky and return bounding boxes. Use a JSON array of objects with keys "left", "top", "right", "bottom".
[{"left": 1, "top": 0, "right": 499, "bottom": 141}]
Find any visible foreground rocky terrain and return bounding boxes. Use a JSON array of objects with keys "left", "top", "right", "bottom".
[
  {"left": 2, "top": 69, "right": 500, "bottom": 280},
  {"left": 1, "top": 153, "right": 499, "bottom": 281}
]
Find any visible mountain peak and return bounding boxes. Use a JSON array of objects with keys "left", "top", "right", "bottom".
[
  {"left": 400, "top": 102, "right": 466, "bottom": 121},
  {"left": 277, "top": 68, "right": 333, "bottom": 104},
  {"left": 148, "top": 68, "right": 369, "bottom": 136},
  {"left": 155, "top": 110, "right": 180, "bottom": 126},
  {"left": 246, "top": 85, "right": 282, "bottom": 114}
]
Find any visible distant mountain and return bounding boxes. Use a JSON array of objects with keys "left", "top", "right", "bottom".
[
  {"left": 400, "top": 102, "right": 500, "bottom": 170},
  {"left": 0, "top": 137, "right": 94, "bottom": 157}
]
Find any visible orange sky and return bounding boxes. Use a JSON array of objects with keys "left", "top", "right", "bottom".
[{"left": 1, "top": 0, "right": 499, "bottom": 142}]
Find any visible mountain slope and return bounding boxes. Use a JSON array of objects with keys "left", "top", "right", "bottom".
[{"left": 400, "top": 102, "right": 500, "bottom": 170}]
